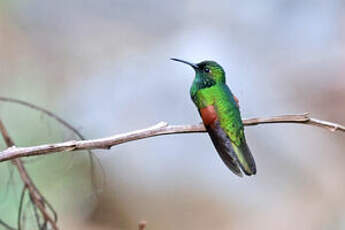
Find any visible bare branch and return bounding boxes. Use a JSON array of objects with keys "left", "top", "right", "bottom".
[
  {"left": 0, "top": 113, "right": 343, "bottom": 162},
  {"left": 0, "top": 120, "right": 59, "bottom": 230}
]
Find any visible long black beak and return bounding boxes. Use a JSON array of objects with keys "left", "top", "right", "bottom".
[{"left": 170, "top": 58, "right": 199, "bottom": 69}]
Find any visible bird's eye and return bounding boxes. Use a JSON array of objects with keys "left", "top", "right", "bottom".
[{"left": 204, "top": 68, "right": 210, "bottom": 73}]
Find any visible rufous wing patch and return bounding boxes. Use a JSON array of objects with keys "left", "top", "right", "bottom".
[
  {"left": 200, "top": 105, "right": 217, "bottom": 126},
  {"left": 233, "top": 95, "right": 240, "bottom": 108}
]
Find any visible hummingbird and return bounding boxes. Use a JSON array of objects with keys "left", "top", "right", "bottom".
[{"left": 171, "top": 58, "right": 256, "bottom": 177}]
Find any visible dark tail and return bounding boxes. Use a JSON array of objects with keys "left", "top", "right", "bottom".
[
  {"left": 206, "top": 121, "right": 256, "bottom": 176},
  {"left": 206, "top": 123, "right": 243, "bottom": 177},
  {"left": 231, "top": 140, "right": 256, "bottom": 176}
]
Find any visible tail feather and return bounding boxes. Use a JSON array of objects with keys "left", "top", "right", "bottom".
[
  {"left": 206, "top": 121, "right": 256, "bottom": 177},
  {"left": 206, "top": 123, "right": 243, "bottom": 177},
  {"left": 231, "top": 141, "right": 256, "bottom": 176}
]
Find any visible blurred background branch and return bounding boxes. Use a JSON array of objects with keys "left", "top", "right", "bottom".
[
  {"left": 138, "top": 220, "right": 147, "bottom": 230},
  {"left": 0, "top": 96, "right": 103, "bottom": 203},
  {"left": 0, "top": 120, "right": 58, "bottom": 230}
]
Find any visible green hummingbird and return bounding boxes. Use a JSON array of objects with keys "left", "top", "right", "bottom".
[{"left": 171, "top": 58, "right": 256, "bottom": 177}]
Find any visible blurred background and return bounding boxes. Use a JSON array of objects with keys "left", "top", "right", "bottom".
[{"left": 0, "top": 0, "right": 345, "bottom": 229}]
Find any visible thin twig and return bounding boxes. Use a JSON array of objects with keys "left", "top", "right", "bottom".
[
  {"left": 138, "top": 221, "right": 147, "bottom": 230},
  {"left": 0, "top": 120, "right": 59, "bottom": 230},
  {"left": 18, "top": 187, "right": 26, "bottom": 230},
  {"left": 0, "top": 113, "right": 344, "bottom": 162},
  {"left": 0, "top": 219, "right": 16, "bottom": 230},
  {"left": 0, "top": 97, "right": 81, "bottom": 136}
]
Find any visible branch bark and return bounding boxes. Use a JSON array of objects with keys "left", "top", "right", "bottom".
[{"left": 0, "top": 113, "right": 344, "bottom": 162}]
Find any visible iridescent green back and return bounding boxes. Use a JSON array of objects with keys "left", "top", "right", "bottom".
[{"left": 193, "top": 84, "right": 244, "bottom": 146}]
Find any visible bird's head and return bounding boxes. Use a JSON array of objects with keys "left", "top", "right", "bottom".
[{"left": 171, "top": 58, "right": 226, "bottom": 87}]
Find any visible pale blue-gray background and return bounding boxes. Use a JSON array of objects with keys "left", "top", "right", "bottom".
[{"left": 0, "top": 1, "right": 345, "bottom": 229}]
